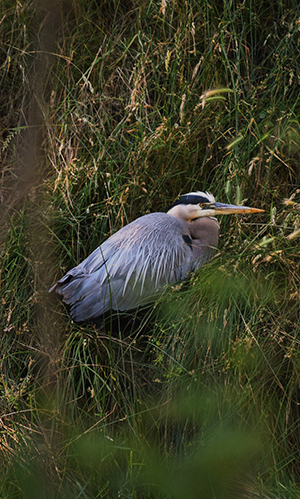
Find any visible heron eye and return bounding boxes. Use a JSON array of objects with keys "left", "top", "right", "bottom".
[{"left": 200, "top": 203, "right": 206, "bottom": 208}]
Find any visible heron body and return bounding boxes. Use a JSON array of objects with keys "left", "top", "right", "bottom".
[{"left": 50, "top": 191, "right": 263, "bottom": 323}]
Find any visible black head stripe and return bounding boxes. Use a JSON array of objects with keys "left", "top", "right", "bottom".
[{"left": 167, "top": 194, "right": 210, "bottom": 211}]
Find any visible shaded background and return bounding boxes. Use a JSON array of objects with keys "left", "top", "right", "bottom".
[{"left": 0, "top": 0, "right": 300, "bottom": 497}]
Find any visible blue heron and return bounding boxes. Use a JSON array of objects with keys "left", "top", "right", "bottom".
[{"left": 49, "top": 191, "right": 263, "bottom": 322}]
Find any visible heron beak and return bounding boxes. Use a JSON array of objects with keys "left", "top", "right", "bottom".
[{"left": 211, "top": 202, "right": 264, "bottom": 215}]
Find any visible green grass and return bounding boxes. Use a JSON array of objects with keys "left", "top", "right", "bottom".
[{"left": 1, "top": 0, "right": 300, "bottom": 497}]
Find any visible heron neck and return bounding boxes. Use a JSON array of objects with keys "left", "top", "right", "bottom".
[
  {"left": 187, "top": 217, "right": 219, "bottom": 246},
  {"left": 167, "top": 204, "right": 195, "bottom": 222}
]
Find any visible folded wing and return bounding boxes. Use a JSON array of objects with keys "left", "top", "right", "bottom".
[{"left": 49, "top": 213, "right": 214, "bottom": 322}]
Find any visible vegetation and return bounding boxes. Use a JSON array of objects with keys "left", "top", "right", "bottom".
[{"left": 1, "top": 0, "right": 300, "bottom": 497}]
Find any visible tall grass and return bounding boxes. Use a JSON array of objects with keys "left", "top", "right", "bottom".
[{"left": 1, "top": 0, "right": 300, "bottom": 497}]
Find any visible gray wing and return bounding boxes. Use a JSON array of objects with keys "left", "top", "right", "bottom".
[{"left": 50, "top": 213, "right": 210, "bottom": 322}]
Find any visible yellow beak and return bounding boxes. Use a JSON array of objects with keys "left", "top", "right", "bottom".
[{"left": 210, "top": 202, "right": 264, "bottom": 215}]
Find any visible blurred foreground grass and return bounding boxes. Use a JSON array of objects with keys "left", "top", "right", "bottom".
[{"left": 1, "top": 0, "right": 300, "bottom": 497}]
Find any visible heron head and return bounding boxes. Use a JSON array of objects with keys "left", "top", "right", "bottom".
[{"left": 167, "top": 191, "right": 264, "bottom": 221}]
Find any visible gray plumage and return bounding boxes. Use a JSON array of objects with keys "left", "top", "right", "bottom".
[{"left": 49, "top": 191, "right": 263, "bottom": 322}]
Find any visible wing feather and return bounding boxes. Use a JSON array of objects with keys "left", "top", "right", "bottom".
[{"left": 50, "top": 213, "right": 204, "bottom": 322}]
